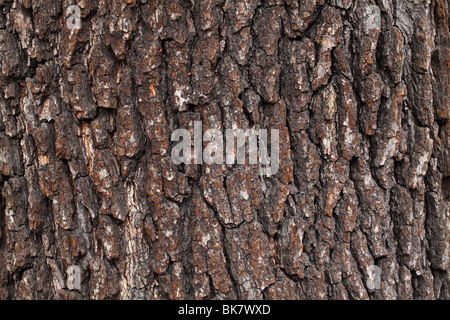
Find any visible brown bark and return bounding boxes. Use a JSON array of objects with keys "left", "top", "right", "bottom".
[{"left": 0, "top": 0, "right": 449, "bottom": 300}]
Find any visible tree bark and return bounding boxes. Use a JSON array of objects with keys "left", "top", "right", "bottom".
[{"left": 0, "top": 0, "right": 449, "bottom": 300}]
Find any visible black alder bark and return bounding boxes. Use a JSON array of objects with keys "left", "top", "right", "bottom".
[{"left": 0, "top": 0, "right": 449, "bottom": 300}]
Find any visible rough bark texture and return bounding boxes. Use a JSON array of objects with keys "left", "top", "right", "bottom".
[{"left": 0, "top": 0, "right": 449, "bottom": 300}]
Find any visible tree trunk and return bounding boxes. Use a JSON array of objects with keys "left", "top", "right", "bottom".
[{"left": 0, "top": 0, "right": 449, "bottom": 300}]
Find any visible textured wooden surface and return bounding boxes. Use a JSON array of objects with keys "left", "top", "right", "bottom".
[{"left": 0, "top": 0, "right": 449, "bottom": 299}]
